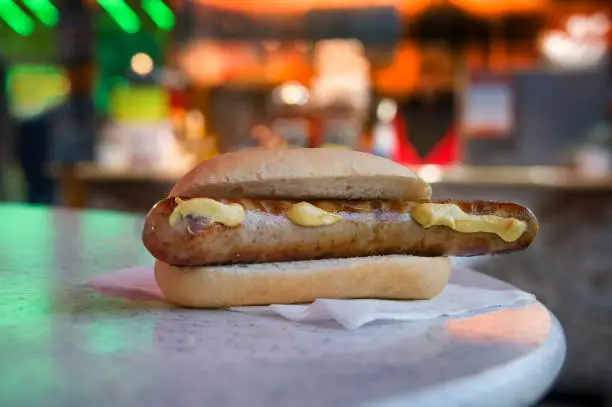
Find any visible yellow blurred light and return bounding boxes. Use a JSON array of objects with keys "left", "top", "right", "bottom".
[
  {"left": 274, "top": 81, "right": 310, "bottom": 106},
  {"left": 131, "top": 53, "right": 154, "bottom": 76},
  {"left": 263, "top": 41, "right": 281, "bottom": 52},
  {"left": 57, "top": 75, "right": 71, "bottom": 95},
  {"left": 376, "top": 98, "right": 397, "bottom": 122},
  {"left": 110, "top": 84, "right": 169, "bottom": 123},
  {"left": 185, "top": 109, "right": 205, "bottom": 140},
  {"left": 541, "top": 28, "right": 607, "bottom": 69},
  {"left": 418, "top": 165, "right": 443, "bottom": 183},
  {"left": 295, "top": 41, "right": 312, "bottom": 53},
  {"left": 8, "top": 65, "right": 70, "bottom": 118}
]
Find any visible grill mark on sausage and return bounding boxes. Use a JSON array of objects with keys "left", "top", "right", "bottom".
[{"left": 142, "top": 197, "right": 539, "bottom": 266}]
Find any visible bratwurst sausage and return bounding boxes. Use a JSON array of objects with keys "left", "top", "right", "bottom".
[{"left": 142, "top": 197, "right": 538, "bottom": 267}]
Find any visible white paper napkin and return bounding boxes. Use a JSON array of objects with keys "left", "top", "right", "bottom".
[
  {"left": 85, "top": 266, "right": 536, "bottom": 330},
  {"left": 230, "top": 285, "right": 536, "bottom": 330}
]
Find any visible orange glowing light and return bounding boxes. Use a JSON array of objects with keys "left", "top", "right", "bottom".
[
  {"left": 200, "top": 0, "right": 548, "bottom": 17},
  {"left": 373, "top": 42, "right": 420, "bottom": 95},
  {"left": 450, "top": 0, "right": 548, "bottom": 16},
  {"left": 178, "top": 41, "right": 312, "bottom": 86},
  {"left": 199, "top": 0, "right": 409, "bottom": 15},
  {"left": 395, "top": 0, "right": 433, "bottom": 16},
  {"left": 446, "top": 303, "right": 552, "bottom": 346}
]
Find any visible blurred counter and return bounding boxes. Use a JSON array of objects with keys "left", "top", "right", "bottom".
[
  {"left": 50, "top": 163, "right": 612, "bottom": 212},
  {"left": 416, "top": 165, "right": 612, "bottom": 190},
  {"left": 68, "top": 163, "right": 612, "bottom": 189}
]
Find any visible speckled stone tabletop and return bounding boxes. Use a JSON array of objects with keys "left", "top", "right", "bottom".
[{"left": 0, "top": 204, "right": 566, "bottom": 407}]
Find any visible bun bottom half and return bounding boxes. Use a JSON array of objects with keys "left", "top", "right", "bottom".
[{"left": 154, "top": 255, "right": 451, "bottom": 308}]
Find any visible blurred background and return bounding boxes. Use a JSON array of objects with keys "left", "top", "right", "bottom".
[{"left": 0, "top": 0, "right": 611, "bottom": 405}]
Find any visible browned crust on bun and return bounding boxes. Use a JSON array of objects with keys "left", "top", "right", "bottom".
[
  {"left": 154, "top": 255, "right": 451, "bottom": 308},
  {"left": 142, "top": 198, "right": 538, "bottom": 267},
  {"left": 168, "top": 148, "right": 432, "bottom": 201}
]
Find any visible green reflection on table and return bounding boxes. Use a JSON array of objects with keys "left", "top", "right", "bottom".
[{"left": 0, "top": 205, "right": 57, "bottom": 404}]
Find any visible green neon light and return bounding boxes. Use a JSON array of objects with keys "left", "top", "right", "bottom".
[
  {"left": 97, "top": 0, "right": 141, "bottom": 33},
  {"left": 142, "top": 0, "right": 174, "bottom": 30},
  {"left": 0, "top": 0, "right": 35, "bottom": 36},
  {"left": 21, "top": 0, "right": 59, "bottom": 27}
]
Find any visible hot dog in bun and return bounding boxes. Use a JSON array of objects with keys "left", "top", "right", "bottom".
[{"left": 142, "top": 148, "right": 539, "bottom": 307}]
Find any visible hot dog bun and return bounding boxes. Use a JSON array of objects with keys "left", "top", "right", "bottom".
[
  {"left": 142, "top": 148, "right": 538, "bottom": 308},
  {"left": 154, "top": 255, "right": 451, "bottom": 308},
  {"left": 169, "top": 148, "right": 432, "bottom": 201}
]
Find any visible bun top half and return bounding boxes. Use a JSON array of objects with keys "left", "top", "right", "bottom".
[{"left": 169, "top": 148, "right": 431, "bottom": 201}]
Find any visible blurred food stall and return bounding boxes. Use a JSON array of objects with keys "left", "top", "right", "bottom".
[
  {"left": 0, "top": 0, "right": 608, "bottom": 190},
  {"left": 40, "top": 0, "right": 610, "bottom": 203}
]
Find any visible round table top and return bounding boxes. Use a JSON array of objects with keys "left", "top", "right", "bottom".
[{"left": 0, "top": 204, "right": 566, "bottom": 407}]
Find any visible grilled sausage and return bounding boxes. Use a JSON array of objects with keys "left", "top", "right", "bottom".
[{"left": 142, "top": 197, "right": 539, "bottom": 267}]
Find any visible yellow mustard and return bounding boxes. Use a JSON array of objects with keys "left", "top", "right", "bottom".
[
  {"left": 169, "top": 197, "right": 246, "bottom": 228},
  {"left": 286, "top": 202, "right": 342, "bottom": 227},
  {"left": 411, "top": 203, "right": 527, "bottom": 242}
]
